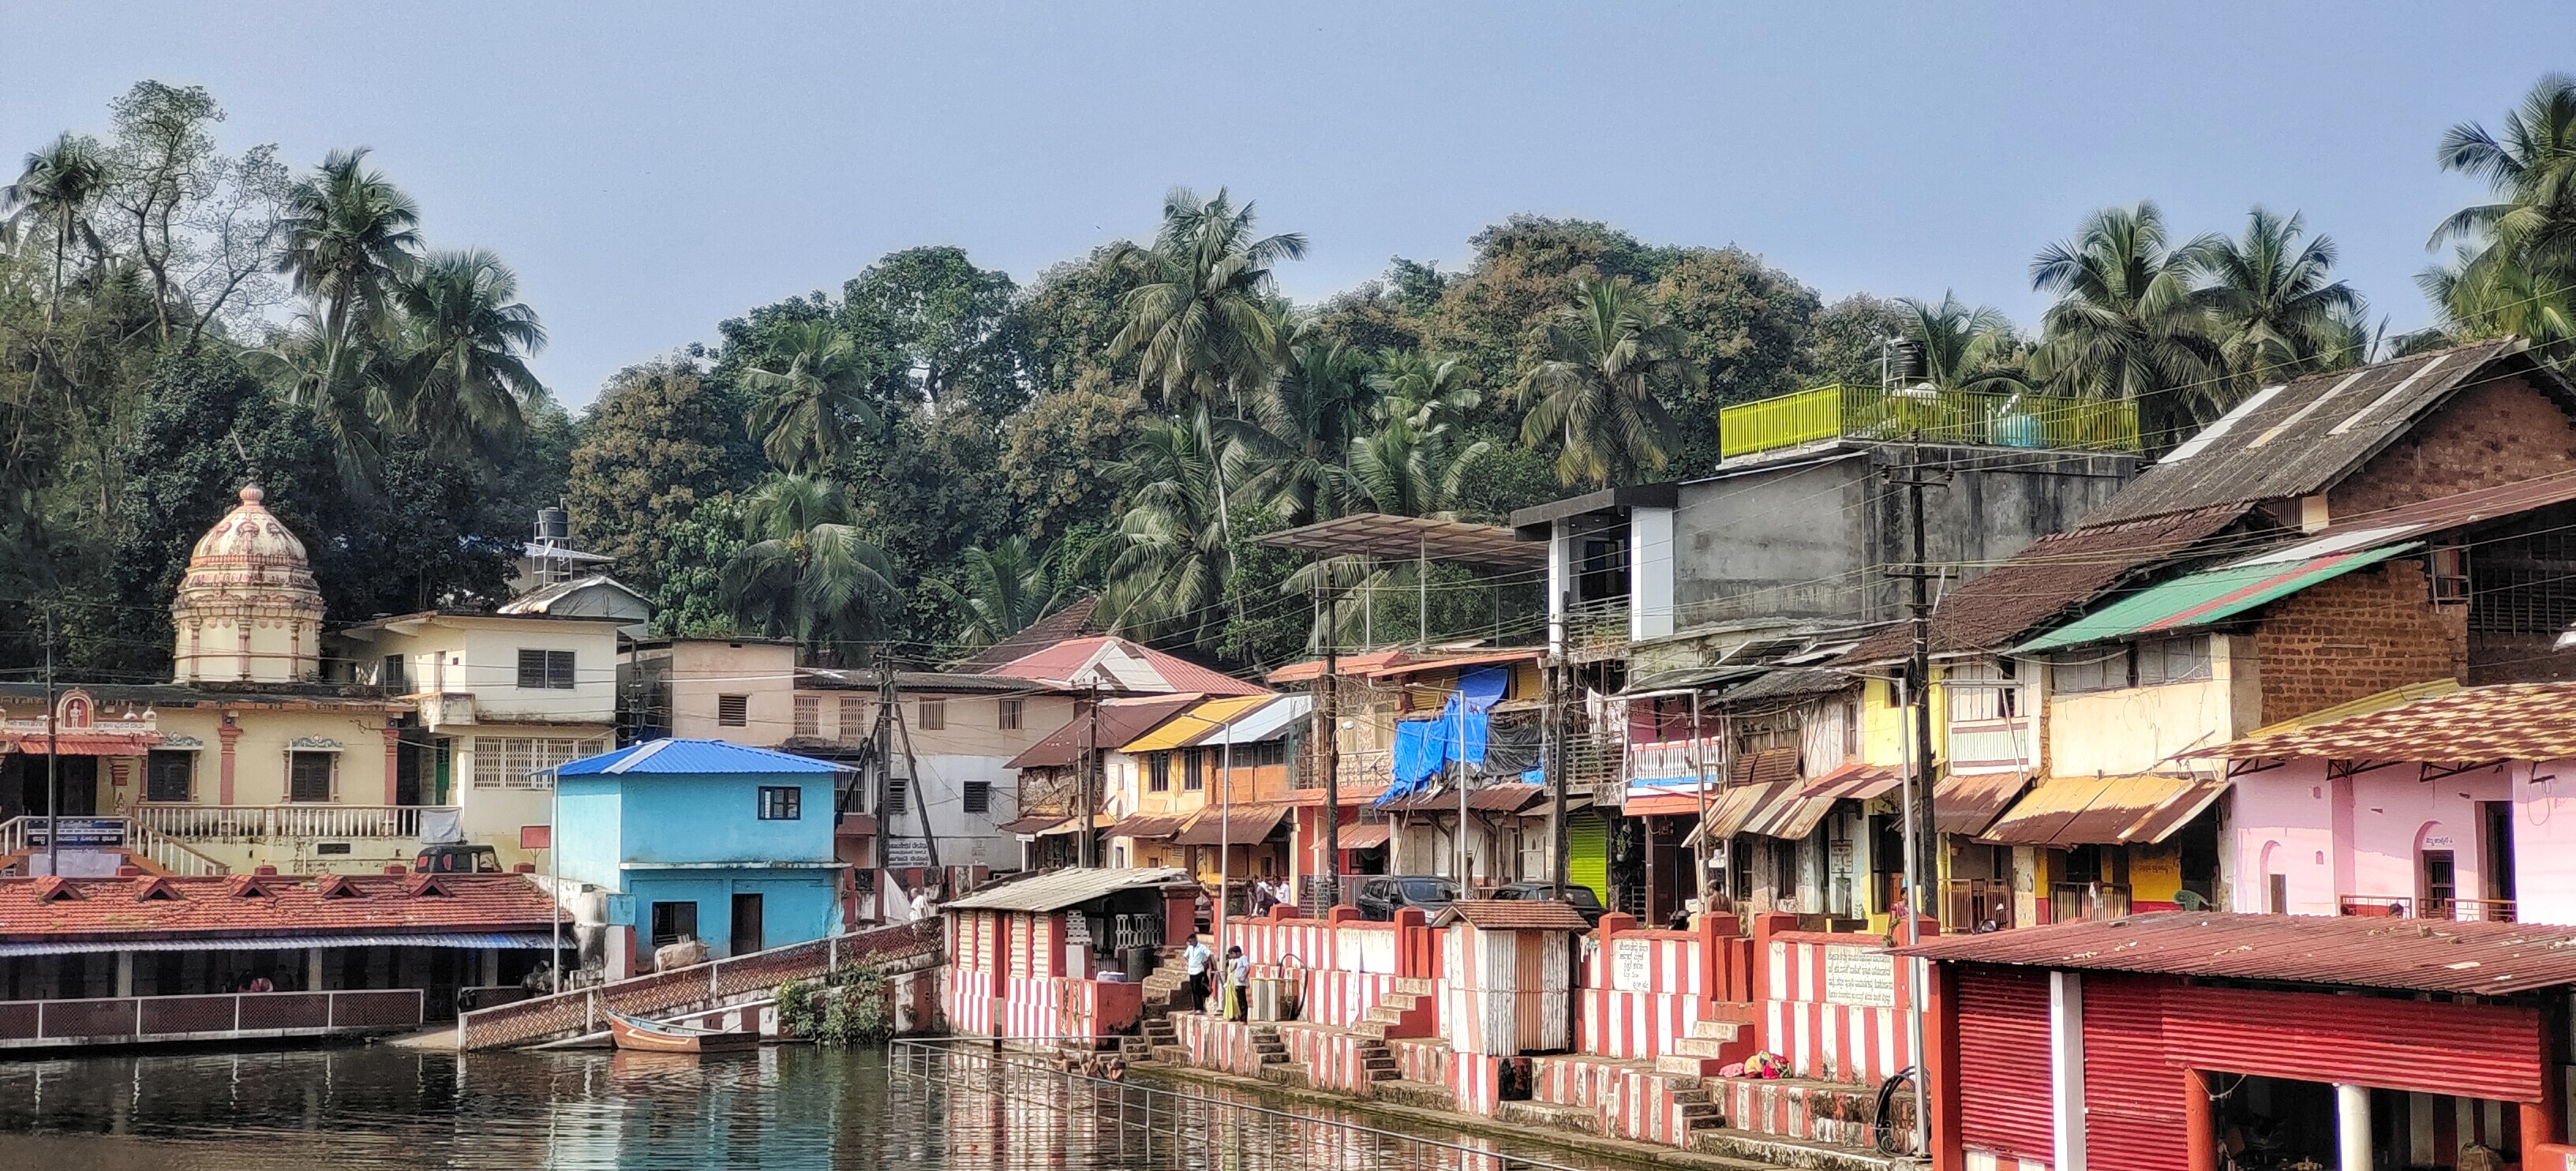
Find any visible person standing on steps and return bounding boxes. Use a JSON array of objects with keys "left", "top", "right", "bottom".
[
  {"left": 1224, "top": 945, "right": 1250, "bottom": 1021},
  {"left": 1182, "top": 936, "right": 1211, "bottom": 1012}
]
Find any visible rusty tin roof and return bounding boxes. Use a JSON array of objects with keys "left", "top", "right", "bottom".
[{"left": 1896, "top": 911, "right": 2576, "bottom": 996}]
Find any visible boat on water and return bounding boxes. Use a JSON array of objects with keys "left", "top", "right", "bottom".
[{"left": 605, "top": 1010, "right": 762, "bottom": 1054}]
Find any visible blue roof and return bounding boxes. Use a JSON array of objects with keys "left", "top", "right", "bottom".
[{"left": 557, "top": 739, "right": 844, "bottom": 776}]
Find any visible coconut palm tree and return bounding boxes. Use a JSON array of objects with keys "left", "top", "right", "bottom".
[
  {"left": 1100, "top": 410, "right": 1236, "bottom": 644},
  {"left": 1242, "top": 334, "right": 1373, "bottom": 526},
  {"left": 2028, "top": 202, "right": 2225, "bottom": 445},
  {"left": 2188, "top": 208, "right": 2365, "bottom": 386},
  {"left": 1511, "top": 279, "right": 1695, "bottom": 488},
  {"left": 388, "top": 248, "right": 546, "bottom": 455},
  {"left": 1107, "top": 187, "right": 1305, "bottom": 413},
  {"left": 1368, "top": 349, "right": 1478, "bottom": 430},
  {"left": 742, "top": 321, "right": 878, "bottom": 474},
  {"left": 1895, "top": 293, "right": 2033, "bottom": 392},
  {"left": 928, "top": 537, "right": 1063, "bottom": 650},
  {"left": 1, "top": 133, "right": 110, "bottom": 321},
  {"left": 720, "top": 474, "right": 900, "bottom": 650},
  {"left": 1347, "top": 414, "right": 1492, "bottom": 520},
  {"left": 2428, "top": 76, "right": 2576, "bottom": 350},
  {"left": 277, "top": 148, "right": 421, "bottom": 398}
]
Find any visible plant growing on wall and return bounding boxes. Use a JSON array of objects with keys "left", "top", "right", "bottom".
[{"left": 776, "top": 960, "right": 893, "bottom": 1046}]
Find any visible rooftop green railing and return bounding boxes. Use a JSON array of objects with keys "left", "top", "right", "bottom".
[{"left": 1717, "top": 383, "right": 2142, "bottom": 460}]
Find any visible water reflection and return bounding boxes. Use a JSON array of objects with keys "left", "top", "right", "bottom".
[{"left": 0, "top": 1045, "right": 1648, "bottom": 1170}]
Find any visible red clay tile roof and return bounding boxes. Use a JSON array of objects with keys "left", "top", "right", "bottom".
[
  {"left": 990, "top": 635, "right": 1269, "bottom": 697},
  {"left": 1434, "top": 900, "right": 1593, "bottom": 931},
  {"left": 1837, "top": 504, "right": 2252, "bottom": 664},
  {"left": 0, "top": 874, "right": 564, "bottom": 944},
  {"left": 2193, "top": 682, "right": 2576, "bottom": 764}
]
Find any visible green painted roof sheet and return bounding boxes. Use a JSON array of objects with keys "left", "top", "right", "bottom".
[{"left": 2014, "top": 542, "right": 2420, "bottom": 653}]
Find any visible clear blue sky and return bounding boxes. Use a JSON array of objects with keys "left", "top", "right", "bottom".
[{"left": 9, "top": 2, "right": 2573, "bottom": 406}]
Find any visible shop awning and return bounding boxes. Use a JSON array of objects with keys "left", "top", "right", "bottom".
[
  {"left": 1743, "top": 791, "right": 1839, "bottom": 840},
  {"left": 998, "top": 814, "right": 1069, "bottom": 836},
  {"left": 1103, "top": 814, "right": 1189, "bottom": 840},
  {"left": 2016, "top": 543, "right": 2419, "bottom": 653},
  {"left": 1799, "top": 761, "right": 1901, "bottom": 802},
  {"left": 1035, "top": 814, "right": 1113, "bottom": 836},
  {"left": 1624, "top": 789, "right": 1714, "bottom": 817},
  {"left": 1696, "top": 780, "right": 1796, "bottom": 838},
  {"left": 1171, "top": 805, "right": 1290, "bottom": 846},
  {"left": 1934, "top": 773, "right": 2032, "bottom": 836},
  {"left": 1980, "top": 773, "right": 2229, "bottom": 848},
  {"left": 1333, "top": 823, "right": 1392, "bottom": 850},
  {"left": 1286, "top": 784, "right": 1390, "bottom": 806},
  {"left": 1378, "top": 782, "right": 1543, "bottom": 814},
  {"left": 0, "top": 732, "right": 165, "bottom": 756}
]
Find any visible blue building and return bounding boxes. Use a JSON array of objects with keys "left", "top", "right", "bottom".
[{"left": 556, "top": 739, "right": 848, "bottom": 962}]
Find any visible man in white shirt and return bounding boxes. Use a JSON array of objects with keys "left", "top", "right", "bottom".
[{"left": 1181, "top": 937, "right": 1211, "bottom": 1012}]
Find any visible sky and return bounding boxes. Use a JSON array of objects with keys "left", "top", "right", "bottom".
[{"left": 7, "top": 2, "right": 2574, "bottom": 406}]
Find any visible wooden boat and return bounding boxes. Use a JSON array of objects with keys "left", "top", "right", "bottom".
[{"left": 605, "top": 1010, "right": 762, "bottom": 1054}]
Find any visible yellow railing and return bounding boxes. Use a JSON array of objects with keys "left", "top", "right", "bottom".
[{"left": 1719, "top": 384, "right": 2142, "bottom": 459}]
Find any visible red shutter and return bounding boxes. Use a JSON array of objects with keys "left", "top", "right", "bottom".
[
  {"left": 1958, "top": 963, "right": 2054, "bottom": 1161},
  {"left": 2159, "top": 983, "right": 2543, "bottom": 1102},
  {"left": 2082, "top": 974, "right": 2190, "bottom": 1171}
]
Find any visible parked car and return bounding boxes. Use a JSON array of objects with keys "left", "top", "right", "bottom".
[
  {"left": 1355, "top": 875, "right": 1459, "bottom": 921},
  {"left": 1488, "top": 881, "right": 1608, "bottom": 926},
  {"left": 414, "top": 844, "right": 501, "bottom": 874}
]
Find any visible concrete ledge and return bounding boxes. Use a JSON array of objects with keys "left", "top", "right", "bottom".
[{"left": 1688, "top": 1128, "right": 1903, "bottom": 1171}]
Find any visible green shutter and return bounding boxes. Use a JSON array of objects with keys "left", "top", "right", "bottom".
[{"left": 1567, "top": 811, "right": 1609, "bottom": 903}]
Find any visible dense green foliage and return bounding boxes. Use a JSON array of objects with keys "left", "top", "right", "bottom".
[
  {"left": 776, "top": 962, "right": 894, "bottom": 1046},
  {"left": 8, "top": 77, "right": 2566, "bottom": 677}
]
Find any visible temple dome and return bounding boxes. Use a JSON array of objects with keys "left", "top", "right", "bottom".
[{"left": 172, "top": 485, "right": 326, "bottom": 683}]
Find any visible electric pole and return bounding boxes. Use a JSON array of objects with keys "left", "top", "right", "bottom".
[
  {"left": 1317, "top": 584, "right": 1342, "bottom": 910},
  {"left": 1078, "top": 680, "right": 1100, "bottom": 869},
  {"left": 43, "top": 609, "right": 59, "bottom": 877}
]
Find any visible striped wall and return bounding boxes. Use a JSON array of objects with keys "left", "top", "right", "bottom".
[
  {"left": 1450, "top": 1050, "right": 1502, "bottom": 1114},
  {"left": 1445, "top": 925, "right": 1571, "bottom": 1055},
  {"left": 1577, "top": 928, "right": 1712, "bottom": 1060},
  {"left": 1531, "top": 1055, "right": 1705, "bottom": 1145},
  {"left": 942, "top": 908, "right": 1139, "bottom": 1046},
  {"left": 1388, "top": 1037, "right": 1451, "bottom": 1085},
  {"left": 1717, "top": 1078, "right": 1891, "bottom": 1150},
  {"left": 1763, "top": 932, "right": 1915, "bottom": 1085}
]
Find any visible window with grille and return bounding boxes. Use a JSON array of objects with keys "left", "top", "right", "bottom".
[
  {"left": 2136, "top": 636, "right": 2213, "bottom": 686},
  {"left": 2471, "top": 531, "right": 2576, "bottom": 633},
  {"left": 717, "top": 694, "right": 749, "bottom": 727},
  {"left": 758, "top": 785, "right": 802, "bottom": 820},
  {"left": 1148, "top": 753, "right": 1171, "bottom": 793},
  {"left": 381, "top": 654, "right": 406, "bottom": 692},
  {"left": 1183, "top": 749, "right": 1204, "bottom": 791},
  {"left": 998, "top": 699, "right": 1023, "bottom": 731},
  {"left": 794, "top": 695, "right": 819, "bottom": 737},
  {"left": 919, "top": 699, "right": 945, "bottom": 730},
  {"left": 884, "top": 777, "right": 908, "bottom": 814},
  {"left": 2051, "top": 649, "right": 2130, "bottom": 694},
  {"left": 963, "top": 780, "right": 991, "bottom": 814},
  {"left": 146, "top": 750, "right": 195, "bottom": 802},
  {"left": 839, "top": 697, "right": 867, "bottom": 743},
  {"left": 517, "top": 649, "right": 576, "bottom": 690},
  {"left": 288, "top": 752, "right": 335, "bottom": 802},
  {"left": 473, "top": 738, "right": 603, "bottom": 788}
]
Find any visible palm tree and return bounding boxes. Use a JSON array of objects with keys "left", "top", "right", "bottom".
[
  {"left": 929, "top": 537, "right": 1063, "bottom": 650},
  {"left": 720, "top": 474, "right": 900, "bottom": 650},
  {"left": 1107, "top": 187, "right": 1305, "bottom": 412},
  {"left": 1347, "top": 414, "right": 1492, "bottom": 520},
  {"left": 1100, "top": 411, "right": 1236, "bottom": 644},
  {"left": 1894, "top": 293, "right": 2033, "bottom": 392},
  {"left": 742, "top": 321, "right": 878, "bottom": 474},
  {"left": 276, "top": 148, "right": 421, "bottom": 398},
  {"left": 2027, "top": 202, "right": 2225, "bottom": 444},
  {"left": 2188, "top": 208, "right": 2365, "bottom": 386},
  {"left": 1242, "top": 334, "right": 1373, "bottom": 526},
  {"left": 388, "top": 249, "right": 546, "bottom": 455},
  {"left": 1511, "top": 279, "right": 1696, "bottom": 488},
  {"left": 2428, "top": 76, "right": 2576, "bottom": 350},
  {"left": 1, "top": 133, "right": 110, "bottom": 321}
]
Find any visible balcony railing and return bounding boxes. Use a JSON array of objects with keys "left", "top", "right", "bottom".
[
  {"left": 0, "top": 989, "right": 422, "bottom": 1049},
  {"left": 0, "top": 815, "right": 228, "bottom": 877},
  {"left": 1565, "top": 599, "right": 1629, "bottom": 658},
  {"left": 1720, "top": 383, "right": 2143, "bottom": 461},
  {"left": 1943, "top": 877, "right": 2014, "bottom": 933},
  {"left": 2338, "top": 894, "right": 2518, "bottom": 923},
  {"left": 133, "top": 804, "right": 456, "bottom": 840}
]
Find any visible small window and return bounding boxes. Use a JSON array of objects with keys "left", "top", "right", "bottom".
[
  {"left": 650, "top": 900, "right": 699, "bottom": 948},
  {"left": 382, "top": 654, "right": 406, "bottom": 692},
  {"left": 839, "top": 697, "right": 867, "bottom": 743},
  {"left": 2051, "top": 649, "right": 2130, "bottom": 695},
  {"left": 145, "top": 750, "right": 195, "bottom": 803},
  {"left": 758, "top": 785, "right": 802, "bottom": 820},
  {"left": 998, "top": 698, "right": 1024, "bottom": 731},
  {"left": 1183, "top": 749, "right": 1204, "bottom": 791},
  {"left": 919, "top": 699, "right": 945, "bottom": 731},
  {"left": 314, "top": 842, "right": 352, "bottom": 855},
  {"left": 1148, "top": 753, "right": 1171, "bottom": 793},
  {"left": 717, "top": 694, "right": 749, "bottom": 728},
  {"left": 963, "top": 780, "right": 991, "bottom": 814},
  {"left": 2137, "top": 636, "right": 2213, "bottom": 687},
  {"left": 2429, "top": 544, "right": 2469, "bottom": 604},
  {"left": 794, "top": 695, "right": 819, "bottom": 737},
  {"left": 288, "top": 751, "right": 334, "bottom": 802},
  {"left": 517, "top": 649, "right": 576, "bottom": 690},
  {"left": 884, "top": 777, "right": 908, "bottom": 814}
]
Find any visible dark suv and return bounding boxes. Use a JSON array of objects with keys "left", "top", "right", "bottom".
[
  {"left": 414, "top": 844, "right": 501, "bottom": 874},
  {"left": 1488, "top": 881, "right": 1608, "bottom": 926},
  {"left": 1355, "top": 876, "right": 1459, "bottom": 921}
]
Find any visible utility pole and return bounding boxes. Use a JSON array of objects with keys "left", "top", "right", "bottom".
[
  {"left": 1544, "top": 653, "right": 1567, "bottom": 891},
  {"left": 874, "top": 647, "right": 897, "bottom": 874},
  {"left": 43, "top": 609, "right": 59, "bottom": 877},
  {"left": 1889, "top": 445, "right": 1950, "bottom": 918},
  {"left": 1318, "top": 585, "right": 1342, "bottom": 910},
  {"left": 1078, "top": 680, "right": 1101, "bottom": 869}
]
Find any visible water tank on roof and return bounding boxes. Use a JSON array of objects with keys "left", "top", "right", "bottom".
[
  {"left": 1889, "top": 339, "right": 1928, "bottom": 384},
  {"left": 536, "top": 507, "right": 570, "bottom": 541}
]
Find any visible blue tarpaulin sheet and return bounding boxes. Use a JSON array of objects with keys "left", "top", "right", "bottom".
[{"left": 1378, "top": 668, "right": 1510, "bottom": 807}]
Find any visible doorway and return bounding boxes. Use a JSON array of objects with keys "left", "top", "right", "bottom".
[
  {"left": 2481, "top": 800, "right": 2518, "bottom": 918},
  {"left": 9, "top": 755, "right": 99, "bottom": 817},
  {"left": 730, "top": 892, "right": 764, "bottom": 956},
  {"left": 2421, "top": 848, "right": 2458, "bottom": 920}
]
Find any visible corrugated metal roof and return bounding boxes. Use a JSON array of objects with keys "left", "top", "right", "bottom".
[
  {"left": 1005, "top": 694, "right": 1205, "bottom": 769},
  {"left": 1746, "top": 791, "right": 1839, "bottom": 840},
  {"left": 1979, "top": 773, "right": 2226, "bottom": 847},
  {"left": 1934, "top": 773, "right": 2032, "bottom": 836},
  {"left": 559, "top": 739, "right": 841, "bottom": 776},
  {"left": 954, "top": 597, "right": 1101, "bottom": 672},
  {"left": 988, "top": 636, "right": 1269, "bottom": 697},
  {"left": 996, "top": 814, "right": 1068, "bottom": 836},
  {"left": 2015, "top": 543, "right": 2418, "bottom": 653},
  {"left": 1432, "top": 900, "right": 1592, "bottom": 931},
  {"left": 1178, "top": 694, "right": 1310, "bottom": 746},
  {"left": 1103, "top": 814, "right": 1189, "bottom": 840},
  {"left": 1894, "top": 911, "right": 2576, "bottom": 996},
  {"left": 1286, "top": 783, "right": 1390, "bottom": 806},
  {"left": 1260, "top": 513, "right": 1548, "bottom": 568},
  {"left": 943, "top": 866, "right": 1196, "bottom": 914},
  {"left": 2196, "top": 681, "right": 2576, "bottom": 763},
  {"left": 1697, "top": 780, "right": 1795, "bottom": 838},
  {"left": 1335, "top": 823, "right": 1392, "bottom": 849},
  {"left": 1723, "top": 668, "right": 1858, "bottom": 704},
  {"left": 2083, "top": 340, "right": 2533, "bottom": 526},
  {"left": 1171, "top": 804, "right": 1290, "bottom": 846},
  {"left": 1799, "top": 762, "right": 1902, "bottom": 802},
  {"left": 1128, "top": 694, "right": 1288, "bottom": 751},
  {"left": 1380, "top": 782, "right": 1544, "bottom": 814}
]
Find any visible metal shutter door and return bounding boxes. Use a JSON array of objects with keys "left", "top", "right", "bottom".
[
  {"left": 2160, "top": 984, "right": 2543, "bottom": 1102},
  {"left": 2082, "top": 974, "right": 2189, "bottom": 1171},
  {"left": 1567, "top": 811, "right": 1608, "bottom": 902},
  {"left": 1957, "top": 963, "right": 2054, "bottom": 1162}
]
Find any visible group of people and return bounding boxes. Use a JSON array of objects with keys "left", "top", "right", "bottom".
[
  {"left": 1245, "top": 876, "right": 1294, "bottom": 917},
  {"left": 1179, "top": 937, "right": 1252, "bottom": 1020}
]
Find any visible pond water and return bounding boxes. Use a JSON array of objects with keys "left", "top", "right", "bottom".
[{"left": 0, "top": 1043, "right": 1662, "bottom": 1170}]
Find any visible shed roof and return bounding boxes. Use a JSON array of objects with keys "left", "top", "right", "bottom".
[
  {"left": 1979, "top": 773, "right": 2227, "bottom": 847},
  {"left": 1119, "top": 695, "right": 1290, "bottom": 753},
  {"left": 1893, "top": 911, "right": 2576, "bottom": 996},
  {"left": 2083, "top": 339, "right": 2547, "bottom": 526},
  {"left": 1171, "top": 804, "right": 1290, "bottom": 847},
  {"left": 944, "top": 867, "right": 1195, "bottom": 914},
  {"left": 1259, "top": 513, "right": 1546, "bottom": 568},
  {"left": 2013, "top": 541, "right": 2418, "bottom": 653},
  {"left": 1933, "top": 772, "right": 2034, "bottom": 836},
  {"left": 2192, "top": 681, "right": 2576, "bottom": 764},
  {"left": 558, "top": 739, "right": 841, "bottom": 776},
  {"left": 954, "top": 597, "right": 1101, "bottom": 672},
  {"left": 1432, "top": 900, "right": 1593, "bottom": 931},
  {"left": 1005, "top": 694, "right": 1205, "bottom": 769}
]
